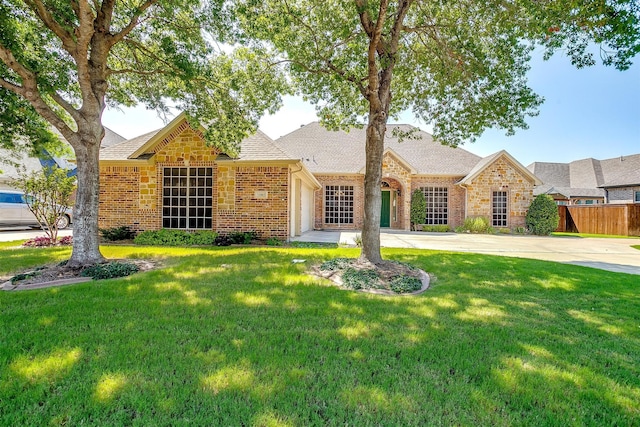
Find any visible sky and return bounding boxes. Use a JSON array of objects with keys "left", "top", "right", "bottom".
[{"left": 102, "top": 47, "right": 640, "bottom": 167}]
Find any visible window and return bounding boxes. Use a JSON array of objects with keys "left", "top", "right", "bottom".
[
  {"left": 324, "top": 185, "right": 354, "bottom": 224},
  {"left": 585, "top": 199, "right": 594, "bottom": 205},
  {"left": 492, "top": 191, "right": 508, "bottom": 227},
  {"left": 421, "top": 187, "right": 448, "bottom": 224},
  {"left": 635, "top": 191, "right": 640, "bottom": 203},
  {"left": 162, "top": 167, "right": 213, "bottom": 229}
]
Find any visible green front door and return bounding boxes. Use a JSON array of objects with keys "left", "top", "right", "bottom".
[{"left": 380, "top": 191, "right": 390, "bottom": 227}]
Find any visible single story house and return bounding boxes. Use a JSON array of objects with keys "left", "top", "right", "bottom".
[
  {"left": 527, "top": 154, "right": 640, "bottom": 205},
  {"left": 98, "top": 114, "right": 541, "bottom": 238}
]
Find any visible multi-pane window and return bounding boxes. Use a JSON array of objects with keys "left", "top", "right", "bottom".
[
  {"left": 324, "top": 185, "right": 354, "bottom": 224},
  {"left": 421, "top": 187, "right": 448, "bottom": 225},
  {"left": 635, "top": 191, "right": 640, "bottom": 203},
  {"left": 162, "top": 167, "right": 213, "bottom": 229},
  {"left": 492, "top": 191, "right": 508, "bottom": 227}
]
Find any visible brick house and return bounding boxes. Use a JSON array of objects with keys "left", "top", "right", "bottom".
[
  {"left": 275, "top": 123, "right": 540, "bottom": 232},
  {"left": 99, "top": 114, "right": 320, "bottom": 239},
  {"left": 98, "top": 115, "right": 540, "bottom": 238}
]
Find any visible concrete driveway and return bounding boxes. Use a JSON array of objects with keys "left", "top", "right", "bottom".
[{"left": 292, "top": 230, "right": 640, "bottom": 275}]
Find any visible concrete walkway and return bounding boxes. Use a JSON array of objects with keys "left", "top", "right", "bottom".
[{"left": 292, "top": 230, "right": 640, "bottom": 275}]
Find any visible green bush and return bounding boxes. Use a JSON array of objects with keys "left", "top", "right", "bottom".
[
  {"left": 389, "top": 275, "right": 423, "bottom": 293},
  {"left": 134, "top": 229, "right": 218, "bottom": 246},
  {"left": 341, "top": 267, "right": 380, "bottom": 290},
  {"left": 457, "top": 217, "right": 495, "bottom": 234},
  {"left": 228, "top": 231, "right": 258, "bottom": 244},
  {"left": 81, "top": 262, "right": 139, "bottom": 280},
  {"left": 526, "top": 194, "right": 560, "bottom": 235},
  {"left": 421, "top": 224, "right": 450, "bottom": 232},
  {"left": 266, "top": 237, "right": 283, "bottom": 246},
  {"left": 410, "top": 189, "right": 426, "bottom": 229},
  {"left": 100, "top": 225, "right": 136, "bottom": 241}
]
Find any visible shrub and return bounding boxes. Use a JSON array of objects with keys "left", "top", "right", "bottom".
[
  {"left": 134, "top": 229, "right": 218, "bottom": 246},
  {"left": 410, "top": 189, "right": 426, "bottom": 230},
  {"left": 319, "top": 258, "right": 353, "bottom": 271},
  {"left": 341, "top": 267, "right": 380, "bottom": 290},
  {"left": 266, "top": 237, "right": 283, "bottom": 246},
  {"left": 99, "top": 226, "right": 136, "bottom": 241},
  {"left": 421, "top": 224, "right": 450, "bottom": 232},
  {"left": 457, "top": 217, "right": 495, "bottom": 234},
  {"left": 214, "top": 234, "right": 233, "bottom": 246},
  {"left": 81, "top": 262, "right": 139, "bottom": 280},
  {"left": 389, "top": 275, "right": 423, "bottom": 293},
  {"left": 188, "top": 230, "right": 218, "bottom": 246},
  {"left": 23, "top": 236, "right": 73, "bottom": 247},
  {"left": 498, "top": 227, "right": 512, "bottom": 234},
  {"left": 526, "top": 194, "right": 560, "bottom": 235},
  {"left": 353, "top": 234, "right": 362, "bottom": 247},
  {"left": 228, "top": 231, "right": 258, "bottom": 244}
]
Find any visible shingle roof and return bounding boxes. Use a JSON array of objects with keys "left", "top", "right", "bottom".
[
  {"left": 102, "top": 127, "right": 127, "bottom": 148},
  {"left": 599, "top": 154, "right": 640, "bottom": 187},
  {"left": 230, "top": 130, "right": 294, "bottom": 161},
  {"left": 99, "top": 125, "right": 293, "bottom": 162},
  {"left": 274, "top": 122, "right": 481, "bottom": 175},
  {"left": 527, "top": 152, "right": 640, "bottom": 197},
  {"left": 99, "top": 129, "right": 160, "bottom": 161}
]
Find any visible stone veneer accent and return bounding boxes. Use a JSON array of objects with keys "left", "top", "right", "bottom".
[
  {"left": 607, "top": 186, "right": 640, "bottom": 204},
  {"left": 464, "top": 156, "right": 534, "bottom": 228},
  {"left": 382, "top": 152, "right": 412, "bottom": 230}
]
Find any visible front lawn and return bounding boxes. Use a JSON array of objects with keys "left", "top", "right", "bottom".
[{"left": 1, "top": 244, "right": 638, "bottom": 426}]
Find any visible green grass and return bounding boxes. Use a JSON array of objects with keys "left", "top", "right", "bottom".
[
  {"left": 552, "top": 232, "right": 637, "bottom": 239},
  {"left": 632, "top": 245, "right": 640, "bottom": 251},
  {"left": 1, "top": 244, "right": 639, "bottom": 426}
]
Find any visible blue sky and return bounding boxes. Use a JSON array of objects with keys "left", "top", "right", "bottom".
[{"left": 103, "top": 48, "right": 639, "bottom": 167}]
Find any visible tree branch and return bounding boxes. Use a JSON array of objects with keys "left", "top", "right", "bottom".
[
  {"left": 108, "top": 0, "right": 158, "bottom": 47},
  {"left": 23, "top": 0, "right": 77, "bottom": 54}
]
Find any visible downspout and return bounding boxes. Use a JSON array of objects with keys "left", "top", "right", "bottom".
[
  {"left": 458, "top": 182, "right": 468, "bottom": 225},
  {"left": 289, "top": 163, "right": 304, "bottom": 240}
]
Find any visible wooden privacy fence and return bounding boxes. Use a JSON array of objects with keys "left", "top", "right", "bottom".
[{"left": 556, "top": 204, "right": 640, "bottom": 236}]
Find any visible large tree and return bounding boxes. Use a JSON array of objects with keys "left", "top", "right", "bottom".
[
  {"left": 237, "top": 0, "right": 639, "bottom": 264},
  {"left": 0, "top": 0, "right": 285, "bottom": 267}
]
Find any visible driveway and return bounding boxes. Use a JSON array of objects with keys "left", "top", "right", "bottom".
[{"left": 292, "top": 230, "right": 640, "bottom": 275}]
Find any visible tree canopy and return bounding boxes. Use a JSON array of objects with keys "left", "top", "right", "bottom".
[
  {"left": 236, "top": 0, "right": 640, "bottom": 263},
  {"left": 0, "top": 0, "right": 286, "bottom": 266}
]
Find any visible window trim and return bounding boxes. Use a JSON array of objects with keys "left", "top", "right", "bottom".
[
  {"left": 162, "top": 167, "right": 213, "bottom": 230},
  {"left": 420, "top": 186, "right": 449, "bottom": 225},
  {"left": 324, "top": 185, "right": 354, "bottom": 225},
  {"left": 492, "top": 190, "right": 508, "bottom": 228}
]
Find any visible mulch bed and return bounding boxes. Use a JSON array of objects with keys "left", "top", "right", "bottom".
[
  {"left": 1, "top": 259, "right": 159, "bottom": 291},
  {"left": 311, "top": 258, "right": 431, "bottom": 295}
]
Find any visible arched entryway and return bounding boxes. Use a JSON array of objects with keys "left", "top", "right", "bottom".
[{"left": 380, "top": 178, "right": 405, "bottom": 229}]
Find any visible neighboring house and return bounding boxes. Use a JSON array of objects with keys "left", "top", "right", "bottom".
[
  {"left": 98, "top": 115, "right": 540, "bottom": 238},
  {"left": 528, "top": 154, "right": 640, "bottom": 205},
  {"left": 0, "top": 127, "right": 125, "bottom": 189}
]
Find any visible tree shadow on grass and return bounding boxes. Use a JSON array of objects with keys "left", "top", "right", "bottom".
[{"left": 0, "top": 247, "right": 638, "bottom": 425}]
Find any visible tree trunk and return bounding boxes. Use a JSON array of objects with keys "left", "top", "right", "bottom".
[
  {"left": 67, "top": 132, "right": 105, "bottom": 267},
  {"left": 359, "top": 113, "right": 387, "bottom": 265}
]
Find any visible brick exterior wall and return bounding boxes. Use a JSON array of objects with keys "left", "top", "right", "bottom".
[
  {"left": 99, "top": 126, "right": 290, "bottom": 238},
  {"left": 216, "top": 166, "right": 290, "bottom": 238},
  {"left": 411, "top": 176, "right": 467, "bottom": 229},
  {"left": 464, "top": 157, "right": 535, "bottom": 229}
]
